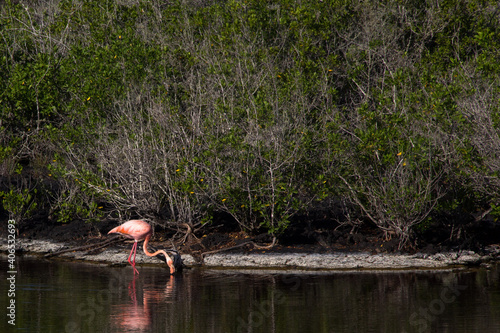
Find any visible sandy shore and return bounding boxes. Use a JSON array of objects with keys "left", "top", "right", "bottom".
[{"left": 2, "top": 238, "right": 499, "bottom": 271}]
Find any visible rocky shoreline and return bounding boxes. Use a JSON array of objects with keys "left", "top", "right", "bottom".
[{"left": 2, "top": 238, "right": 500, "bottom": 271}]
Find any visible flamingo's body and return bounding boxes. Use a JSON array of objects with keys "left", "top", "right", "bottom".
[{"left": 108, "top": 220, "right": 175, "bottom": 274}]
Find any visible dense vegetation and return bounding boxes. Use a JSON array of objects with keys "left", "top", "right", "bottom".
[{"left": 2, "top": 0, "right": 500, "bottom": 248}]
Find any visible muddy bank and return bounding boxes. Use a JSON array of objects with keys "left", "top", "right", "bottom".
[
  {"left": 2, "top": 238, "right": 499, "bottom": 271},
  {"left": 3, "top": 211, "right": 500, "bottom": 272}
]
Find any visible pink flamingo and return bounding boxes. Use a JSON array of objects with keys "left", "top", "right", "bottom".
[{"left": 108, "top": 220, "right": 176, "bottom": 274}]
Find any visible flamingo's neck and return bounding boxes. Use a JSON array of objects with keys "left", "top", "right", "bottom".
[
  {"left": 142, "top": 234, "right": 176, "bottom": 274},
  {"left": 142, "top": 235, "right": 153, "bottom": 256}
]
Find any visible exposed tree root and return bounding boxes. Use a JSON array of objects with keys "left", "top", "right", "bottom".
[
  {"left": 44, "top": 236, "right": 124, "bottom": 258},
  {"left": 200, "top": 241, "right": 253, "bottom": 258},
  {"left": 252, "top": 236, "right": 277, "bottom": 249},
  {"left": 200, "top": 236, "right": 277, "bottom": 260},
  {"left": 178, "top": 223, "right": 202, "bottom": 246}
]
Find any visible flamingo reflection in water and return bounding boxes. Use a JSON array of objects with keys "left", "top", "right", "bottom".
[
  {"left": 108, "top": 220, "right": 179, "bottom": 274},
  {"left": 112, "top": 274, "right": 176, "bottom": 331}
]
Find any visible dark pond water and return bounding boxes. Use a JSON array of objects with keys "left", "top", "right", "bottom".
[{"left": 2, "top": 255, "right": 500, "bottom": 333}]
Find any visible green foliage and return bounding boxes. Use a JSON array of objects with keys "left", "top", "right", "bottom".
[
  {"left": 1, "top": 0, "right": 500, "bottom": 246},
  {"left": 52, "top": 192, "right": 103, "bottom": 224},
  {"left": 1, "top": 188, "right": 37, "bottom": 221}
]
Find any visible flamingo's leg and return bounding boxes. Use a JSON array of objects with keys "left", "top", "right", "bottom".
[
  {"left": 132, "top": 243, "right": 139, "bottom": 274},
  {"left": 128, "top": 242, "right": 139, "bottom": 274},
  {"left": 127, "top": 242, "right": 136, "bottom": 265}
]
